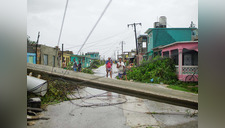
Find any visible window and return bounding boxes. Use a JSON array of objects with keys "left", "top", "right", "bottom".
[
  {"left": 163, "top": 51, "right": 169, "bottom": 58},
  {"left": 143, "top": 42, "right": 146, "bottom": 48},
  {"left": 53, "top": 56, "right": 55, "bottom": 67},
  {"left": 171, "top": 50, "right": 178, "bottom": 65},
  {"left": 44, "top": 54, "right": 48, "bottom": 65}
]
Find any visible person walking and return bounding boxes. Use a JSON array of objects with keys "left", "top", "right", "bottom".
[
  {"left": 78, "top": 60, "right": 82, "bottom": 72},
  {"left": 73, "top": 58, "right": 77, "bottom": 71},
  {"left": 62, "top": 60, "right": 66, "bottom": 69},
  {"left": 106, "top": 57, "right": 113, "bottom": 78},
  {"left": 117, "top": 57, "right": 125, "bottom": 80}
]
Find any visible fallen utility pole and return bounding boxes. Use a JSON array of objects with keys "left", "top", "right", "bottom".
[
  {"left": 27, "top": 63, "right": 198, "bottom": 109},
  {"left": 127, "top": 23, "right": 142, "bottom": 55}
]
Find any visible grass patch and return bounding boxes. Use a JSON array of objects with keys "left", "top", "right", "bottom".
[
  {"left": 82, "top": 68, "right": 94, "bottom": 74},
  {"left": 167, "top": 85, "right": 191, "bottom": 92}
]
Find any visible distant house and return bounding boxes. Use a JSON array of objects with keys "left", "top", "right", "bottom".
[
  {"left": 58, "top": 50, "right": 73, "bottom": 67},
  {"left": 136, "top": 34, "right": 148, "bottom": 65},
  {"left": 126, "top": 50, "right": 136, "bottom": 63},
  {"left": 145, "top": 27, "right": 198, "bottom": 60},
  {"left": 128, "top": 50, "right": 136, "bottom": 58},
  {"left": 137, "top": 34, "right": 148, "bottom": 58},
  {"left": 85, "top": 52, "right": 100, "bottom": 60},
  {"left": 70, "top": 55, "right": 92, "bottom": 68},
  {"left": 38, "top": 45, "right": 58, "bottom": 67},
  {"left": 121, "top": 51, "right": 129, "bottom": 60}
]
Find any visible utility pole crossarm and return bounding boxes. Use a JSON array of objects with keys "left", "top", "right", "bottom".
[{"left": 127, "top": 23, "right": 142, "bottom": 55}]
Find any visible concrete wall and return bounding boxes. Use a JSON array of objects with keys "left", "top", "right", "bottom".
[{"left": 40, "top": 45, "right": 58, "bottom": 67}]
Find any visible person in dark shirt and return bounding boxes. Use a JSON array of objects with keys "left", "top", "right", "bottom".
[
  {"left": 73, "top": 58, "right": 77, "bottom": 71},
  {"left": 78, "top": 60, "right": 82, "bottom": 72}
]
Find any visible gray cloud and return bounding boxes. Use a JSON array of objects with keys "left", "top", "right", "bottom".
[{"left": 28, "top": 0, "right": 198, "bottom": 58}]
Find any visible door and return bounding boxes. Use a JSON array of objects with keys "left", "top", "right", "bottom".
[{"left": 28, "top": 56, "right": 34, "bottom": 64}]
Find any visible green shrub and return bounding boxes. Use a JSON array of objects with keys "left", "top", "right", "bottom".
[
  {"left": 66, "top": 61, "right": 73, "bottom": 70},
  {"left": 82, "top": 68, "right": 94, "bottom": 74},
  {"left": 125, "top": 56, "right": 198, "bottom": 93},
  {"left": 127, "top": 56, "right": 177, "bottom": 84},
  {"left": 90, "top": 60, "right": 105, "bottom": 69}
]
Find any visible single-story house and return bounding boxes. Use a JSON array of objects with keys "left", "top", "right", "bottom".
[{"left": 159, "top": 41, "right": 198, "bottom": 81}]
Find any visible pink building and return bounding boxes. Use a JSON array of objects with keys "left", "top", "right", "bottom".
[{"left": 159, "top": 41, "right": 198, "bottom": 81}]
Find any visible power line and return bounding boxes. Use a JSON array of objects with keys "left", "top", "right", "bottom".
[
  {"left": 81, "top": 31, "right": 134, "bottom": 51},
  {"left": 77, "top": 0, "right": 113, "bottom": 54},
  {"left": 57, "top": 0, "right": 69, "bottom": 47},
  {"left": 52, "top": 0, "right": 69, "bottom": 72},
  {"left": 65, "top": 29, "right": 128, "bottom": 49}
]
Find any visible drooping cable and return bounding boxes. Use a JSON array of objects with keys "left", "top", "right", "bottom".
[
  {"left": 77, "top": 0, "right": 112, "bottom": 54},
  {"left": 57, "top": 0, "right": 69, "bottom": 47}
]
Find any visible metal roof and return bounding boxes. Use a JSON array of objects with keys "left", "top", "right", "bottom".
[
  {"left": 152, "top": 41, "right": 198, "bottom": 50},
  {"left": 145, "top": 27, "right": 197, "bottom": 34}
]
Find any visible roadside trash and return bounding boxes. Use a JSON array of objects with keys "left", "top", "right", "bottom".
[
  {"left": 28, "top": 97, "right": 41, "bottom": 108},
  {"left": 27, "top": 107, "right": 43, "bottom": 112},
  {"left": 27, "top": 110, "right": 37, "bottom": 116},
  {"left": 27, "top": 75, "right": 48, "bottom": 96},
  {"left": 150, "top": 78, "right": 154, "bottom": 82},
  {"left": 27, "top": 121, "right": 35, "bottom": 126},
  {"left": 27, "top": 115, "right": 50, "bottom": 121}
]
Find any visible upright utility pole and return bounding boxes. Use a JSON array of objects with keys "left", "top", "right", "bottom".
[
  {"left": 127, "top": 23, "right": 142, "bottom": 55},
  {"left": 62, "top": 43, "right": 64, "bottom": 67},
  {"left": 120, "top": 41, "right": 125, "bottom": 61},
  {"left": 36, "top": 32, "right": 40, "bottom": 64}
]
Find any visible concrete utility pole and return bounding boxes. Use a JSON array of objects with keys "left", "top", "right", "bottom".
[
  {"left": 120, "top": 41, "right": 125, "bottom": 61},
  {"left": 36, "top": 32, "right": 40, "bottom": 64},
  {"left": 127, "top": 23, "right": 142, "bottom": 55},
  {"left": 62, "top": 43, "right": 64, "bottom": 67}
]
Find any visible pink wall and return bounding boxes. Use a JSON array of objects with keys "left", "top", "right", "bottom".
[{"left": 161, "top": 42, "right": 198, "bottom": 53}]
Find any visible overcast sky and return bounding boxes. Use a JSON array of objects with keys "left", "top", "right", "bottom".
[{"left": 27, "top": 0, "right": 198, "bottom": 59}]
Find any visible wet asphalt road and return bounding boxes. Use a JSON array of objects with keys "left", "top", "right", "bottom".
[{"left": 28, "top": 64, "right": 198, "bottom": 128}]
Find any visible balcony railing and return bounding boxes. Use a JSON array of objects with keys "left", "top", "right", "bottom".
[
  {"left": 175, "top": 65, "right": 198, "bottom": 75},
  {"left": 182, "top": 66, "right": 198, "bottom": 75}
]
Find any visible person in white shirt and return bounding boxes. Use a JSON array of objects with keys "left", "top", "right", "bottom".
[{"left": 117, "top": 57, "right": 125, "bottom": 80}]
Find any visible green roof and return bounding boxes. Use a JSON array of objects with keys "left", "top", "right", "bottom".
[{"left": 145, "top": 27, "right": 197, "bottom": 34}]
